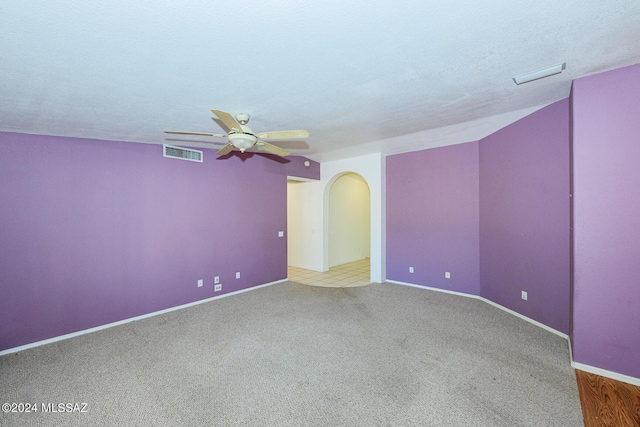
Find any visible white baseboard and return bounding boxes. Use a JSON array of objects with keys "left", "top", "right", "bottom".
[
  {"left": 385, "top": 280, "right": 567, "bottom": 338},
  {"left": 386, "top": 280, "right": 482, "bottom": 300},
  {"left": 478, "top": 297, "right": 568, "bottom": 339},
  {"left": 386, "top": 280, "right": 640, "bottom": 385},
  {"left": 572, "top": 362, "right": 640, "bottom": 386},
  {"left": 0, "top": 279, "right": 287, "bottom": 357},
  {"left": 7, "top": 277, "right": 639, "bottom": 387},
  {"left": 568, "top": 331, "right": 574, "bottom": 362}
]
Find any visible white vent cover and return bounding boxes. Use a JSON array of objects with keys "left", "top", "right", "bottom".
[{"left": 163, "top": 144, "right": 203, "bottom": 162}]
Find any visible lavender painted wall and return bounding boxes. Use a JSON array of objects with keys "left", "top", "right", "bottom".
[
  {"left": 479, "top": 99, "right": 570, "bottom": 334},
  {"left": 571, "top": 63, "right": 640, "bottom": 378},
  {"left": 386, "top": 142, "right": 480, "bottom": 294},
  {"left": 284, "top": 156, "right": 320, "bottom": 180},
  {"left": 0, "top": 133, "right": 315, "bottom": 351}
]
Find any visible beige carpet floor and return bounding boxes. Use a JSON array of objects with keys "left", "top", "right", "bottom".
[{"left": 0, "top": 281, "right": 583, "bottom": 426}]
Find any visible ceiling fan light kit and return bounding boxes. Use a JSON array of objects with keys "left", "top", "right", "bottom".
[
  {"left": 164, "top": 109, "right": 309, "bottom": 158},
  {"left": 228, "top": 133, "right": 257, "bottom": 152},
  {"left": 513, "top": 62, "right": 566, "bottom": 85}
]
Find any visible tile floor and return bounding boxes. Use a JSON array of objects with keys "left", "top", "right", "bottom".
[{"left": 288, "top": 258, "right": 371, "bottom": 288}]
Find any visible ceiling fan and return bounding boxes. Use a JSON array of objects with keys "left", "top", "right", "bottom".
[{"left": 165, "top": 109, "right": 309, "bottom": 157}]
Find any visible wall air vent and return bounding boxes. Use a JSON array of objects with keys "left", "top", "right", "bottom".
[{"left": 163, "top": 144, "right": 203, "bottom": 163}]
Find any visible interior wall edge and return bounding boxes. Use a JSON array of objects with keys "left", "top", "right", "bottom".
[
  {"left": 0, "top": 279, "right": 286, "bottom": 357},
  {"left": 385, "top": 279, "right": 481, "bottom": 300},
  {"left": 571, "top": 362, "right": 640, "bottom": 387},
  {"left": 479, "top": 296, "right": 568, "bottom": 339},
  {"left": 386, "top": 279, "right": 568, "bottom": 339}
]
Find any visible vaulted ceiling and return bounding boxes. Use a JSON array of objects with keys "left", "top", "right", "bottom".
[{"left": 2, "top": 1, "right": 639, "bottom": 161}]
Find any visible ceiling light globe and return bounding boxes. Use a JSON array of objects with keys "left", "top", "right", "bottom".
[{"left": 229, "top": 133, "right": 257, "bottom": 151}]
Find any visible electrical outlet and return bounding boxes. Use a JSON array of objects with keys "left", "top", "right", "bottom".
[
  {"left": 409, "top": 267, "right": 414, "bottom": 273},
  {"left": 236, "top": 272, "right": 240, "bottom": 279},
  {"left": 521, "top": 291, "right": 528, "bottom": 301},
  {"left": 445, "top": 272, "right": 451, "bottom": 279},
  {"left": 197, "top": 279, "right": 203, "bottom": 288},
  {"left": 214, "top": 276, "right": 220, "bottom": 284},
  {"left": 214, "top": 284, "right": 222, "bottom": 292}
]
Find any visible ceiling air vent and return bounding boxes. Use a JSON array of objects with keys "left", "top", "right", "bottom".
[{"left": 163, "top": 144, "right": 203, "bottom": 163}]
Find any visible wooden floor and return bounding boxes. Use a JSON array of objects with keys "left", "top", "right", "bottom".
[{"left": 576, "top": 370, "right": 640, "bottom": 426}]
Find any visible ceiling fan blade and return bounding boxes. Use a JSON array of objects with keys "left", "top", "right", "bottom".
[
  {"left": 256, "top": 130, "right": 309, "bottom": 140},
  {"left": 255, "top": 141, "right": 290, "bottom": 157},
  {"left": 211, "top": 109, "right": 243, "bottom": 133},
  {"left": 216, "top": 142, "right": 236, "bottom": 156},
  {"left": 164, "top": 130, "right": 225, "bottom": 137}
]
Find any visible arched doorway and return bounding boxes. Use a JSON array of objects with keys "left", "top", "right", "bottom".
[
  {"left": 328, "top": 172, "right": 370, "bottom": 269},
  {"left": 286, "top": 153, "right": 385, "bottom": 285},
  {"left": 287, "top": 171, "right": 372, "bottom": 288}
]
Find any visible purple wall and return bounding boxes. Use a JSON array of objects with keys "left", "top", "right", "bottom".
[
  {"left": 385, "top": 100, "right": 570, "bottom": 335},
  {"left": 284, "top": 156, "right": 320, "bottom": 180},
  {"left": 571, "top": 63, "right": 640, "bottom": 378},
  {"left": 0, "top": 133, "right": 316, "bottom": 351},
  {"left": 479, "top": 99, "right": 571, "bottom": 334},
  {"left": 385, "top": 66, "right": 639, "bottom": 379},
  {"left": 386, "top": 142, "right": 480, "bottom": 294}
]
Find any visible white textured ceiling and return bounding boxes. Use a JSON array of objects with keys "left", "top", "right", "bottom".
[{"left": 1, "top": 1, "right": 639, "bottom": 162}]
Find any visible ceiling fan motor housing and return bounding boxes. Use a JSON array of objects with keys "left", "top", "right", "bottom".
[{"left": 235, "top": 113, "right": 250, "bottom": 125}]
